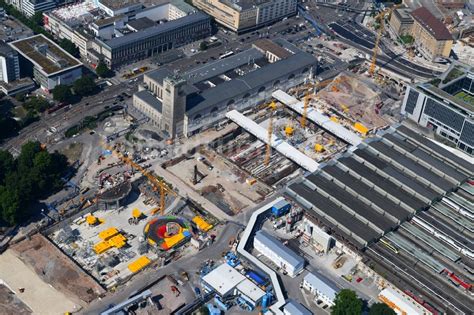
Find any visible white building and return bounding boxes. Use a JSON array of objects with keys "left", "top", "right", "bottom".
[
  {"left": 283, "top": 300, "right": 312, "bottom": 315},
  {"left": 254, "top": 230, "right": 305, "bottom": 277},
  {"left": 8, "top": 0, "right": 57, "bottom": 17},
  {"left": 302, "top": 272, "right": 339, "bottom": 307},
  {"left": 302, "top": 217, "right": 334, "bottom": 253},
  {"left": 201, "top": 263, "right": 266, "bottom": 308},
  {"left": 379, "top": 288, "right": 432, "bottom": 315}
]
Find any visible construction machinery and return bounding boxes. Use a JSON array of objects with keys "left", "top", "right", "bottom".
[
  {"left": 264, "top": 101, "right": 277, "bottom": 166},
  {"left": 369, "top": 5, "right": 400, "bottom": 76},
  {"left": 103, "top": 142, "right": 176, "bottom": 216}
]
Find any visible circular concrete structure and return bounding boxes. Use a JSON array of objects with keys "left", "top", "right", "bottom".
[
  {"left": 144, "top": 216, "right": 192, "bottom": 251},
  {"left": 97, "top": 180, "right": 132, "bottom": 210}
]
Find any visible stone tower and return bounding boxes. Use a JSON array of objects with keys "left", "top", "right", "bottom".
[{"left": 161, "top": 75, "right": 187, "bottom": 138}]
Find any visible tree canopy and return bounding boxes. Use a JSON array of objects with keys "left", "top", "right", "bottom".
[
  {"left": 96, "top": 62, "right": 112, "bottom": 78},
  {"left": 59, "top": 38, "right": 80, "bottom": 58},
  {"left": 73, "top": 76, "right": 97, "bottom": 97},
  {"left": 0, "top": 142, "right": 68, "bottom": 225},
  {"left": 331, "top": 289, "right": 363, "bottom": 315},
  {"left": 23, "top": 96, "right": 51, "bottom": 112},
  {"left": 52, "top": 84, "right": 73, "bottom": 103},
  {"left": 369, "top": 303, "right": 396, "bottom": 315}
]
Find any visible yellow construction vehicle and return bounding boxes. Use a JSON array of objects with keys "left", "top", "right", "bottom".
[{"left": 284, "top": 125, "right": 294, "bottom": 137}]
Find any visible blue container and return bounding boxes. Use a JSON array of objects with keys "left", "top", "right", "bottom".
[
  {"left": 246, "top": 270, "right": 267, "bottom": 286},
  {"left": 271, "top": 200, "right": 291, "bottom": 217}
]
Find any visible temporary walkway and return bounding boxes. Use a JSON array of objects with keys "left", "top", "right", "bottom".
[
  {"left": 237, "top": 197, "right": 287, "bottom": 315},
  {"left": 272, "top": 90, "right": 363, "bottom": 146},
  {"left": 226, "top": 110, "right": 319, "bottom": 172}
]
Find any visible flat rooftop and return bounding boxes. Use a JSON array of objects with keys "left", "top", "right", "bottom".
[
  {"left": 420, "top": 83, "right": 474, "bottom": 113},
  {"left": 9, "top": 34, "right": 82, "bottom": 76},
  {"left": 49, "top": 1, "right": 97, "bottom": 25},
  {"left": 99, "top": 0, "right": 141, "bottom": 10},
  {"left": 104, "top": 12, "right": 209, "bottom": 49}
]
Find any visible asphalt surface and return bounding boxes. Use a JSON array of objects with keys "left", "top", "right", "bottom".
[
  {"left": 2, "top": 80, "right": 139, "bottom": 154},
  {"left": 303, "top": 0, "right": 441, "bottom": 79}
]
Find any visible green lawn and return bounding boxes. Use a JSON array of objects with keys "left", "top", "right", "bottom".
[{"left": 455, "top": 91, "right": 474, "bottom": 106}]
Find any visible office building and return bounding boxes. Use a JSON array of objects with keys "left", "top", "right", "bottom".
[
  {"left": 0, "top": 42, "right": 20, "bottom": 83},
  {"left": 389, "top": 6, "right": 453, "bottom": 61},
  {"left": 389, "top": 8, "right": 414, "bottom": 35},
  {"left": 7, "top": 0, "right": 57, "bottom": 17},
  {"left": 97, "top": 0, "right": 142, "bottom": 17},
  {"left": 94, "top": 11, "right": 211, "bottom": 69},
  {"left": 410, "top": 7, "right": 453, "bottom": 60},
  {"left": 43, "top": 0, "right": 200, "bottom": 63},
  {"left": 133, "top": 39, "right": 317, "bottom": 138},
  {"left": 254, "top": 230, "right": 305, "bottom": 277},
  {"left": 401, "top": 65, "right": 473, "bottom": 155},
  {"left": 201, "top": 263, "right": 266, "bottom": 309},
  {"left": 302, "top": 272, "right": 339, "bottom": 307},
  {"left": 192, "top": 0, "right": 297, "bottom": 33},
  {"left": 9, "top": 34, "right": 83, "bottom": 91}
]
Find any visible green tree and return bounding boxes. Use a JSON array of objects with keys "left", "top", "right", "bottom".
[
  {"left": 96, "top": 62, "right": 112, "bottom": 78},
  {"left": 0, "top": 186, "right": 23, "bottom": 225},
  {"left": 0, "top": 150, "right": 14, "bottom": 185},
  {"left": 199, "top": 41, "right": 208, "bottom": 51},
  {"left": 73, "top": 76, "right": 97, "bottom": 96},
  {"left": 0, "top": 116, "right": 19, "bottom": 140},
  {"left": 331, "top": 289, "right": 363, "bottom": 315},
  {"left": 23, "top": 96, "right": 50, "bottom": 112},
  {"left": 369, "top": 303, "right": 396, "bottom": 315},
  {"left": 52, "top": 84, "right": 73, "bottom": 103},
  {"left": 0, "top": 141, "right": 68, "bottom": 225},
  {"left": 32, "top": 12, "right": 44, "bottom": 27},
  {"left": 59, "top": 38, "right": 80, "bottom": 58}
]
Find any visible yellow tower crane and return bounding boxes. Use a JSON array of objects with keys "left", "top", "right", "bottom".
[
  {"left": 264, "top": 101, "right": 277, "bottom": 166},
  {"left": 104, "top": 143, "right": 176, "bottom": 216},
  {"left": 369, "top": 5, "right": 400, "bottom": 76}
]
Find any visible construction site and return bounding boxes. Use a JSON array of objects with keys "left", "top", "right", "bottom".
[{"left": 45, "top": 139, "right": 218, "bottom": 289}]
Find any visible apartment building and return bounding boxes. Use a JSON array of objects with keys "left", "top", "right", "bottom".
[{"left": 192, "top": 0, "right": 296, "bottom": 33}]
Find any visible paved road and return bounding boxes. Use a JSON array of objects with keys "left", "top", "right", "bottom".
[
  {"left": 2, "top": 80, "right": 139, "bottom": 154},
  {"left": 83, "top": 221, "right": 243, "bottom": 314}
]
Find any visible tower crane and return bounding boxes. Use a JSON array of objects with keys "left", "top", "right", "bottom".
[
  {"left": 264, "top": 101, "right": 277, "bottom": 166},
  {"left": 369, "top": 5, "right": 400, "bottom": 77},
  {"left": 104, "top": 142, "right": 176, "bottom": 216}
]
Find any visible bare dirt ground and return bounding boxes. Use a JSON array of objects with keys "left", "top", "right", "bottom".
[
  {"left": 10, "top": 234, "right": 106, "bottom": 304},
  {"left": 60, "top": 142, "right": 84, "bottom": 163},
  {"left": 0, "top": 249, "right": 77, "bottom": 314},
  {"left": 0, "top": 284, "right": 32, "bottom": 315},
  {"left": 319, "top": 74, "right": 389, "bottom": 130}
]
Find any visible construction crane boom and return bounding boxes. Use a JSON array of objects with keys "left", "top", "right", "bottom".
[
  {"left": 104, "top": 142, "right": 176, "bottom": 215},
  {"left": 265, "top": 101, "right": 276, "bottom": 166},
  {"left": 369, "top": 5, "right": 400, "bottom": 76}
]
